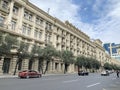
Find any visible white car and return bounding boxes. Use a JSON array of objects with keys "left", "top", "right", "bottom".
[{"left": 101, "top": 70, "right": 109, "bottom": 76}]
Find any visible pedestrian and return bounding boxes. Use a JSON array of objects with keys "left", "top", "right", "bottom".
[{"left": 116, "top": 70, "right": 119, "bottom": 78}]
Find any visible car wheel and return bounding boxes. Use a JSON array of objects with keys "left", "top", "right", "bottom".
[{"left": 26, "top": 75, "right": 29, "bottom": 79}]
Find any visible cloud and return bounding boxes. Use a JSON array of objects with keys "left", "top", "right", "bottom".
[{"left": 29, "top": 0, "right": 120, "bottom": 44}]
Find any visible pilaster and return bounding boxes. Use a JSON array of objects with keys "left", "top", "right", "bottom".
[
  {"left": 22, "top": 59, "right": 29, "bottom": 70},
  {"left": 0, "top": 57, "right": 4, "bottom": 75}
]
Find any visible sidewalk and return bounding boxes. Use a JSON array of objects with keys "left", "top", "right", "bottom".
[
  {"left": 0, "top": 75, "right": 18, "bottom": 79},
  {"left": 0, "top": 73, "right": 72, "bottom": 79}
]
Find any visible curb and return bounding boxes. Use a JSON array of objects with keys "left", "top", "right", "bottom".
[{"left": 0, "top": 73, "right": 75, "bottom": 79}]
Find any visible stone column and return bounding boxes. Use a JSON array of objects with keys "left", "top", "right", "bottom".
[
  {"left": 49, "top": 61, "right": 53, "bottom": 73},
  {"left": 22, "top": 59, "right": 29, "bottom": 70},
  {"left": 17, "top": 6, "right": 24, "bottom": 34},
  {"left": 0, "top": 57, "right": 4, "bottom": 75},
  {"left": 33, "top": 59, "right": 38, "bottom": 71},
  {"left": 10, "top": 56, "right": 18, "bottom": 75},
  {"left": 6, "top": 0, "right": 14, "bottom": 29},
  {"left": 58, "top": 63, "right": 61, "bottom": 73}
]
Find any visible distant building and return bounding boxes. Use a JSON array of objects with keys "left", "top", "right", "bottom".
[{"left": 103, "top": 43, "right": 120, "bottom": 60}]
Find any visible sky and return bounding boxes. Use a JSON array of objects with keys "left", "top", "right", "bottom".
[{"left": 29, "top": 0, "right": 120, "bottom": 44}]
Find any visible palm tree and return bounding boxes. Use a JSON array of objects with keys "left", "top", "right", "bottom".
[{"left": 61, "top": 50, "right": 75, "bottom": 74}]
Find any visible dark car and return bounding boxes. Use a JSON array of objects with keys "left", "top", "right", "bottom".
[
  {"left": 78, "top": 70, "right": 89, "bottom": 76},
  {"left": 18, "top": 70, "right": 42, "bottom": 78}
]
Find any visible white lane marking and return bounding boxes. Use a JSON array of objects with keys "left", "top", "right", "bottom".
[
  {"left": 63, "top": 79, "right": 78, "bottom": 83},
  {"left": 87, "top": 83, "right": 100, "bottom": 88}
]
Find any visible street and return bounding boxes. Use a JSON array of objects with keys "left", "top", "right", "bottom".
[{"left": 0, "top": 73, "right": 120, "bottom": 90}]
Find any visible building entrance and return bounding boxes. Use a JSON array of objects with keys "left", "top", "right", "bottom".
[{"left": 2, "top": 58, "right": 11, "bottom": 74}]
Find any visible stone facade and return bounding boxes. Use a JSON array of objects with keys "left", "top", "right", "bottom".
[{"left": 0, "top": 0, "right": 120, "bottom": 75}]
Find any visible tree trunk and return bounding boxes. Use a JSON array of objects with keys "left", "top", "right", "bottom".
[
  {"left": 13, "top": 60, "right": 18, "bottom": 75},
  {"left": 43, "top": 61, "right": 49, "bottom": 74}
]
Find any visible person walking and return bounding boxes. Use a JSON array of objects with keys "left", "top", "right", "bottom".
[{"left": 116, "top": 70, "right": 119, "bottom": 78}]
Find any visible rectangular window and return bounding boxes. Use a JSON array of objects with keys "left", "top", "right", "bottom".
[
  {"left": 13, "top": 6, "right": 19, "bottom": 14},
  {"left": 38, "top": 32, "right": 42, "bottom": 39},
  {"left": 29, "top": 14, "right": 32, "bottom": 21},
  {"left": 36, "top": 17, "right": 43, "bottom": 25},
  {"left": 27, "top": 27, "right": 31, "bottom": 35},
  {"left": 2, "top": 0, "right": 8, "bottom": 10},
  {"left": 0, "top": 16, "right": 4, "bottom": 26},
  {"left": 11, "top": 21, "right": 16, "bottom": 30},
  {"left": 24, "top": 11, "right": 28, "bottom": 19},
  {"left": 34, "top": 30, "right": 38, "bottom": 38},
  {"left": 22, "top": 25, "right": 26, "bottom": 34},
  {"left": 24, "top": 11, "right": 33, "bottom": 21}
]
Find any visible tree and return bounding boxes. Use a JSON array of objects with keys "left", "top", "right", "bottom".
[
  {"left": 103, "top": 63, "right": 112, "bottom": 70},
  {"left": 76, "top": 56, "right": 101, "bottom": 72},
  {"left": 61, "top": 50, "right": 75, "bottom": 74},
  {"left": 13, "top": 41, "right": 30, "bottom": 75},
  {"left": 30, "top": 44, "right": 44, "bottom": 73},
  {"left": 42, "top": 45, "right": 59, "bottom": 74},
  {"left": 76, "top": 55, "right": 87, "bottom": 71},
  {"left": 0, "top": 33, "right": 18, "bottom": 56}
]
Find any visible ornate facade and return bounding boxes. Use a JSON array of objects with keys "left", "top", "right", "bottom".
[{"left": 0, "top": 0, "right": 120, "bottom": 75}]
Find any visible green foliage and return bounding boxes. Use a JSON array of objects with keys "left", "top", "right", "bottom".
[
  {"left": 61, "top": 50, "right": 75, "bottom": 65},
  {"left": 103, "top": 63, "right": 112, "bottom": 70},
  {"left": 42, "top": 45, "right": 58, "bottom": 61},
  {"left": 76, "top": 56, "right": 101, "bottom": 70},
  {"left": 17, "top": 42, "right": 30, "bottom": 59},
  {"left": 0, "top": 34, "right": 18, "bottom": 55}
]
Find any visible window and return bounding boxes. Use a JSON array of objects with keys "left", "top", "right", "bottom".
[
  {"left": 22, "top": 24, "right": 32, "bottom": 36},
  {"left": 2, "top": 0, "right": 8, "bottom": 10},
  {"left": 34, "top": 29, "right": 38, "bottom": 38},
  {"left": 27, "top": 27, "right": 31, "bottom": 35},
  {"left": 24, "top": 11, "right": 33, "bottom": 21},
  {"left": 22, "top": 25, "right": 27, "bottom": 34},
  {"left": 45, "top": 23, "right": 52, "bottom": 30},
  {"left": 11, "top": 21, "right": 16, "bottom": 30},
  {"left": 13, "top": 6, "right": 19, "bottom": 14},
  {"left": 0, "top": 16, "right": 4, "bottom": 26},
  {"left": 38, "top": 32, "right": 42, "bottom": 39},
  {"left": 36, "top": 17, "right": 43, "bottom": 25},
  {"left": 34, "top": 28, "right": 42, "bottom": 40}
]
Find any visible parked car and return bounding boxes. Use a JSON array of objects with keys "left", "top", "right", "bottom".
[
  {"left": 18, "top": 70, "right": 42, "bottom": 78},
  {"left": 101, "top": 70, "right": 109, "bottom": 76},
  {"left": 78, "top": 70, "right": 89, "bottom": 76}
]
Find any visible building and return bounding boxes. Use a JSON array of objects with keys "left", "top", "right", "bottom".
[
  {"left": 103, "top": 43, "right": 120, "bottom": 60},
  {"left": 0, "top": 0, "right": 120, "bottom": 75}
]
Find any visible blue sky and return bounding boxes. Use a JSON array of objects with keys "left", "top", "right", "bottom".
[{"left": 29, "top": 0, "right": 120, "bottom": 44}]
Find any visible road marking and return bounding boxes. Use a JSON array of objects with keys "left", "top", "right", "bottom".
[
  {"left": 87, "top": 83, "right": 100, "bottom": 88},
  {"left": 63, "top": 79, "right": 78, "bottom": 83}
]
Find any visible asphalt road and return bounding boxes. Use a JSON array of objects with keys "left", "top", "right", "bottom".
[{"left": 0, "top": 73, "right": 120, "bottom": 90}]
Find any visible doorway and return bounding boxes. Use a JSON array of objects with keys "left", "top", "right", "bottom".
[{"left": 2, "top": 58, "right": 11, "bottom": 74}]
